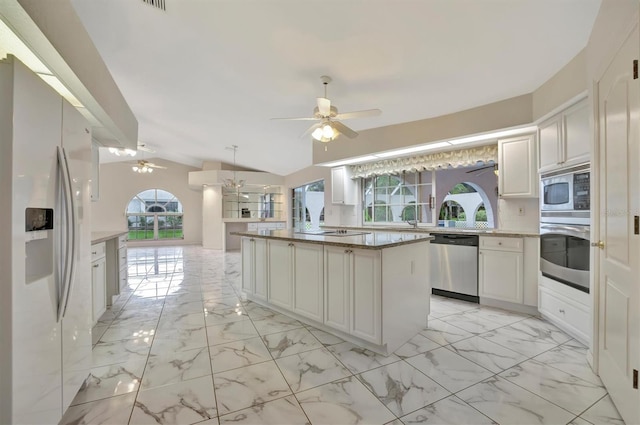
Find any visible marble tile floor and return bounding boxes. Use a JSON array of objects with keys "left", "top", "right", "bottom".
[{"left": 62, "top": 246, "right": 625, "bottom": 425}]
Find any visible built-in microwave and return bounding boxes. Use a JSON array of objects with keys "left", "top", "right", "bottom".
[{"left": 540, "top": 163, "right": 590, "bottom": 224}]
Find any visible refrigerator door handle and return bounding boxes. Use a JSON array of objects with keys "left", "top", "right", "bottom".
[{"left": 56, "top": 146, "right": 75, "bottom": 321}]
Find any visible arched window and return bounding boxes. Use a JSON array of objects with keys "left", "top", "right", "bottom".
[{"left": 127, "top": 189, "right": 184, "bottom": 240}]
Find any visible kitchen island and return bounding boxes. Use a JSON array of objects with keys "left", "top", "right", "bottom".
[{"left": 235, "top": 229, "right": 433, "bottom": 355}]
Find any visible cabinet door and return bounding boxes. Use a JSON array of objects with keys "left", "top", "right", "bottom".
[
  {"left": 241, "top": 237, "right": 254, "bottom": 293},
  {"left": 350, "top": 248, "right": 382, "bottom": 344},
  {"left": 479, "top": 249, "right": 523, "bottom": 303},
  {"left": 538, "top": 117, "right": 562, "bottom": 173},
  {"left": 324, "top": 246, "right": 351, "bottom": 333},
  {"left": 498, "top": 134, "right": 537, "bottom": 198},
  {"left": 331, "top": 166, "right": 357, "bottom": 205},
  {"left": 563, "top": 100, "right": 590, "bottom": 167},
  {"left": 254, "top": 238, "right": 268, "bottom": 300},
  {"left": 331, "top": 167, "right": 346, "bottom": 204},
  {"left": 268, "top": 240, "right": 293, "bottom": 309},
  {"left": 293, "top": 243, "right": 324, "bottom": 322},
  {"left": 91, "top": 258, "right": 107, "bottom": 325}
]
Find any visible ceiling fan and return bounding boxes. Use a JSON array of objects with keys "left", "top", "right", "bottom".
[
  {"left": 465, "top": 162, "right": 498, "bottom": 176},
  {"left": 128, "top": 159, "right": 166, "bottom": 174},
  {"left": 272, "top": 76, "right": 381, "bottom": 143}
]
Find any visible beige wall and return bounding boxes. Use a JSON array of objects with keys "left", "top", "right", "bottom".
[
  {"left": 313, "top": 94, "right": 533, "bottom": 164},
  {"left": 91, "top": 157, "right": 203, "bottom": 244},
  {"left": 532, "top": 49, "right": 588, "bottom": 121}
]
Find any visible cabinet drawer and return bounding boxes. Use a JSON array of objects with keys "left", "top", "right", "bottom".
[
  {"left": 480, "top": 236, "right": 523, "bottom": 252},
  {"left": 539, "top": 287, "right": 590, "bottom": 338},
  {"left": 118, "top": 234, "right": 127, "bottom": 248},
  {"left": 248, "top": 223, "right": 258, "bottom": 231},
  {"left": 91, "top": 242, "right": 106, "bottom": 262},
  {"left": 119, "top": 267, "right": 128, "bottom": 289},
  {"left": 276, "top": 222, "right": 286, "bottom": 229}
]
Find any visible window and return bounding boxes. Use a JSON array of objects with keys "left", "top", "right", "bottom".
[
  {"left": 292, "top": 180, "right": 324, "bottom": 231},
  {"left": 362, "top": 171, "right": 434, "bottom": 225},
  {"left": 438, "top": 182, "right": 494, "bottom": 228},
  {"left": 127, "top": 189, "right": 184, "bottom": 240}
]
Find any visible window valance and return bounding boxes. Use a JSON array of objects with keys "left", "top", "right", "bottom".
[{"left": 349, "top": 144, "right": 498, "bottom": 178}]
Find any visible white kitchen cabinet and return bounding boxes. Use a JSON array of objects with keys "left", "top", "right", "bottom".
[
  {"left": 292, "top": 243, "right": 324, "bottom": 322},
  {"left": 105, "top": 234, "right": 127, "bottom": 305},
  {"left": 498, "top": 134, "right": 538, "bottom": 198},
  {"left": 350, "top": 248, "right": 382, "bottom": 344},
  {"left": 91, "top": 242, "right": 107, "bottom": 325},
  {"left": 324, "top": 246, "right": 351, "bottom": 333},
  {"left": 242, "top": 237, "right": 268, "bottom": 300},
  {"left": 538, "top": 275, "right": 590, "bottom": 346},
  {"left": 538, "top": 98, "right": 590, "bottom": 173},
  {"left": 323, "top": 246, "right": 381, "bottom": 344},
  {"left": 331, "top": 166, "right": 357, "bottom": 205},
  {"left": 479, "top": 236, "right": 524, "bottom": 304},
  {"left": 268, "top": 239, "right": 293, "bottom": 309}
]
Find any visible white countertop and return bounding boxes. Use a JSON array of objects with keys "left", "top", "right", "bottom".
[{"left": 91, "top": 230, "right": 128, "bottom": 244}]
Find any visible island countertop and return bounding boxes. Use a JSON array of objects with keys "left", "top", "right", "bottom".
[
  {"left": 232, "top": 229, "right": 434, "bottom": 249},
  {"left": 91, "top": 230, "right": 128, "bottom": 244}
]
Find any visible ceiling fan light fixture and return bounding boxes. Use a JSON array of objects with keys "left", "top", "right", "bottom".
[{"left": 322, "top": 124, "right": 335, "bottom": 139}]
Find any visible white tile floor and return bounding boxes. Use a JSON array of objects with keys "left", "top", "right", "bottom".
[{"left": 60, "top": 246, "right": 626, "bottom": 425}]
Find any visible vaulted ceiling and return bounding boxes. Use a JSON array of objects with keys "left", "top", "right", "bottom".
[{"left": 71, "top": 0, "right": 601, "bottom": 175}]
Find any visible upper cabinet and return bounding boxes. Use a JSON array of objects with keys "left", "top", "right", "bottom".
[
  {"left": 331, "top": 166, "right": 358, "bottom": 205},
  {"left": 498, "top": 134, "right": 538, "bottom": 198},
  {"left": 539, "top": 98, "right": 590, "bottom": 173}
]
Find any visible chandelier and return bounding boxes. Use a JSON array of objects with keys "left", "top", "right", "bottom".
[{"left": 224, "top": 145, "right": 245, "bottom": 189}]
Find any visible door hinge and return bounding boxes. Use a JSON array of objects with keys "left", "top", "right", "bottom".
[
  {"left": 635, "top": 216, "right": 639, "bottom": 235},
  {"left": 634, "top": 369, "right": 638, "bottom": 389},
  {"left": 634, "top": 60, "right": 638, "bottom": 79}
]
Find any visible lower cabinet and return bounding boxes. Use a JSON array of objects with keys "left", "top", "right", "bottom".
[
  {"left": 479, "top": 236, "right": 524, "bottom": 304},
  {"left": 267, "top": 239, "right": 293, "bottom": 309},
  {"left": 324, "top": 245, "right": 381, "bottom": 345},
  {"left": 538, "top": 276, "right": 591, "bottom": 345},
  {"left": 242, "top": 237, "right": 268, "bottom": 300},
  {"left": 91, "top": 242, "right": 107, "bottom": 325},
  {"left": 292, "top": 242, "right": 324, "bottom": 322}
]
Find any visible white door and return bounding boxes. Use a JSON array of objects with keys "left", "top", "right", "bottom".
[{"left": 597, "top": 25, "right": 640, "bottom": 424}]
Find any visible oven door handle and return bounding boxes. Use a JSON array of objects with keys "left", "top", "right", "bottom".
[{"left": 540, "top": 223, "right": 590, "bottom": 239}]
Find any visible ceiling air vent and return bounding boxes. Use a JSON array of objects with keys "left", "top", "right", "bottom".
[{"left": 142, "top": 0, "right": 166, "bottom": 11}]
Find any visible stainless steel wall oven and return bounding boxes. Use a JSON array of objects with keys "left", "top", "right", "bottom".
[{"left": 539, "top": 163, "right": 591, "bottom": 293}]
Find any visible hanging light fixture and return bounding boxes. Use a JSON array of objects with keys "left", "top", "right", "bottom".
[
  {"left": 109, "top": 147, "right": 137, "bottom": 157},
  {"left": 224, "top": 145, "right": 245, "bottom": 189},
  {"left": 311, "top": 120, "right": 340, "bottom": 143}
]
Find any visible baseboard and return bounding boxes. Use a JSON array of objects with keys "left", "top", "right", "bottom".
[{"left": 479, "top": 297, "right": 540, "bottom": 316}]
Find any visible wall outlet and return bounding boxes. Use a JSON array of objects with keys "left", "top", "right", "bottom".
[{"left": 518, "top": 206, "right": 525, "bottom": 216}]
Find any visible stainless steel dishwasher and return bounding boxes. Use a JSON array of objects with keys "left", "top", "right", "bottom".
[{"left": 430, "top": 234, "right": 479, "bottom": 303}]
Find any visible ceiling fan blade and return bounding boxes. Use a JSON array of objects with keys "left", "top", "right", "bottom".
[
  {"left": 148, "top": 163, "right": 167, "bottom": 169},
  {"left": 465, "top": 163, "right": 495, "bottom": 173},
  {"left": 317, "top": 97, "right": 331, "bottom": 117},
  {"left": 332, "top": 121, "right": 358, "bottom": 139},
  {"left": 335, "top": 108, "right": 382, "bottom": 120},
  {"left": 300, "top": 122, "right": 322, "bottom": 139}
]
